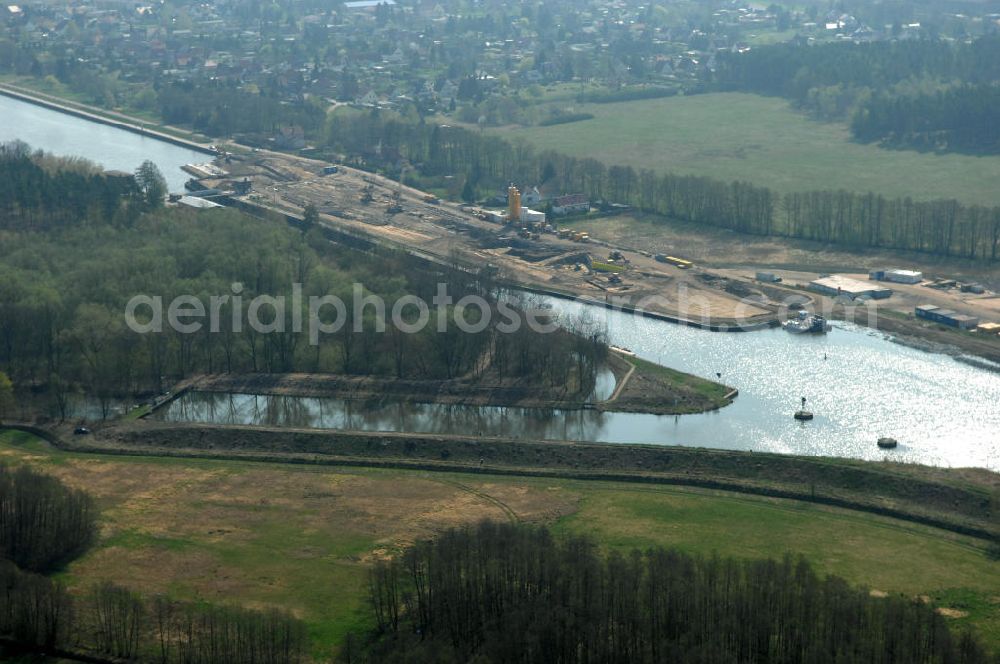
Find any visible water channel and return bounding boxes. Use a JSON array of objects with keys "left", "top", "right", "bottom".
[
  {"left": 157, "top": 306, "right": 1000, "bottom": 469},
  {"left": 6, "top": 91, "right": 998, "bottom": 469},
  {"left": 0, "top": 93, "right": 205, "bottom": 192}
]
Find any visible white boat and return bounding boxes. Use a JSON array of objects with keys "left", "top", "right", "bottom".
[{"left": 609, "top": 345, "right": 636, "bottom": 356}]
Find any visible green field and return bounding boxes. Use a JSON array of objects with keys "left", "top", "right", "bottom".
[
  {"left": 497, "top": 92, "right": 1000, "bottom": 206},
  {"left": 1, "top": 430, "right": 997, "bottom": 655}
]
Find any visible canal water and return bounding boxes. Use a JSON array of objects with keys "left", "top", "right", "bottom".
[
  {"left": 6, "top": 90, "right": 998, "bottom": 469},
  {"left": 0, "top": 94, "right": 205, "bottom": 192},
  {"left": 158, "top": 302, "right": 1000, "bottom": 469}
]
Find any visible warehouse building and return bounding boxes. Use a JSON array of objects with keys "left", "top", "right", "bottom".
[
  {"left": 869, "top": 268, "right": 923, "bottom": 284},
  {"left": 809, "top": 275, "right": 892, "bottom": 300},
  {"left": 915, "top": 305, "right": 980, "bottom": 330}
]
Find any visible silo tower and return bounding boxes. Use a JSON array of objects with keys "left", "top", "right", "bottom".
[{"left": 507, "top": 185, "right": 521, "bottom": 224}]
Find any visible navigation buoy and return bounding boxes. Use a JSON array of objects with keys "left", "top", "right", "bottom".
[
  {"left": 877, "top": 437, "right": 898, "bottom": 449},
  {"left": 794, "top": 410, "right": 814, "bottom": 421}
]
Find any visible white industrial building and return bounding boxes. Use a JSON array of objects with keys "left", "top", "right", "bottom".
[
  {"left": 869, "top": 268, "right": 923, "bottom": 284},
  {"left": 520, "top": 208, "right": 546, "bottom": 224},
  {"left": 484, "top": 207, "right": 546, "bottom": 225},
  {"left": 809, "top": 275, "right": 892, "bottom": 299}
]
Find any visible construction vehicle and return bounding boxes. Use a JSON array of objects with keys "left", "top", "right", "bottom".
[
  {"left": 387, "top": 189, "right": 403, "bottom": 214},
  {"left": 387, "top": 163, "right": 408, "bottom": 214},
  {"left": 360, "top": 184, "right": 375, "bottom": 204},
  {"left": 655, "top": 254, "right": 693, "bottom": 269}
]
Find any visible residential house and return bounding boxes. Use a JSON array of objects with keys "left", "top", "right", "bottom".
[{"left": 551, "top": 194, "right": 590, "bottom": 216}]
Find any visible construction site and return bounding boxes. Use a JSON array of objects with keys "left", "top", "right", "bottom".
[
  {"left": 180, "top": 148, "right": 781, "bottom": 329},
  {"left": 176, "top": 146, "right": 1000, "bottom": 359}
]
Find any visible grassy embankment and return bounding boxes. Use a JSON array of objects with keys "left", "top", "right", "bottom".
[
  {"left": 494, "top": 92, "right": 1000, "bottom": 206},
  {"left": 2, "top": 428, "right": 996, "bottom": 657},
  {"left": 604, "top": 355, "right": 734, "bottom": 413},
  {"left": 189, "top": 354, "right": 733, "bottom": 416},
  {"left": 82, "top": 421, "right": 1000, "bottom": 540}
]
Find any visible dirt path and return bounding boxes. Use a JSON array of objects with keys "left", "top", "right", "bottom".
[
  {"left": 431, "top": 477, "right": 520, "bottom": 524},
  {"left": 601, "top": 354, "right": 636, "bottom": 405}
]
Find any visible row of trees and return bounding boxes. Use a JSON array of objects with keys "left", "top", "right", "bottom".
[
  {"left": 0, "top": 140, "right": 144, "bottom": 231},
  {"left": 0, "top": 464, "right": 87, "bottom": 652},
  {"left": 0, "top": 464, "right": 96, "bottom": 573},
  {"left": 710, "top": 36, "right": 1000, "bottom": 153},
  {"left": 157, "top": 80, "right": 327, "bottom": 140},
  {"left": 712, "top": 36, "right": 1000, "bottom": 105},
  {"left": 852, "top": 83, "right": 1000, "bottom": 153},
  {"left": 0, "top": 540, "right": 308, "bottom": 663},
  {"left": 90, "top": 583, "right": 308, "bottom": 663},
  {"left": 355, "top": 521, "right": 995, "bottom": 663},
  {"left": 327, "top": 112, "right": 1000, "bottom": 260},
  {"left": 0, "top": 146, "right": 605, "bottom": 418},
  {"left": 0, "top": 464, "right": 308, "bottom": 662}
]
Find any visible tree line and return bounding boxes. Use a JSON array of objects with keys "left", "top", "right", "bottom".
[
  {"left": 0, "top": 140, "right": 143, "bottom": 231},
  {"left": 0, "top": 146, "right": 604, "bottom": 419},
  {"left": 0, "top": 542, "right": 308, "bottom": 662},
  {"left": 713, "top": 37, "right": 1000, "bottom": 100},
  {"left": 852, "top": 83, "right": 1000, "bottom": 153},
  {"left": 326, "top": 111, "right": 1000, "bottom": 260},
  {"left": 710, "top": 36, "right": 1000, "bottom": 153},
  {"left": 157, "top": 80, "right": 327, "bottom": 141},
  {"left": 0, "top": 463, "right": 308, "bottom": 662},
  {"left": 349, "top": 520, "right": 995, "bottom": 664},
  {"left": 0, "top": 463, "right": 96, "bottom": 573}
]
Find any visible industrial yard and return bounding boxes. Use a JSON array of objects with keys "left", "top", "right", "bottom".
[
  {"left": 183, "top": 148, "right": 782, "bottom": 328},
  {"left": 177, "top": 147, "right": 1000, "bottom": 360}
]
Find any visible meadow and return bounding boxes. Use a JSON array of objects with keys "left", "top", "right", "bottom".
[
  {"left": 1, "top": 429, "right": 996, "bottom": 657},
  {"left": 496, "top": 92, "right": 1000, "bottom": 206}
]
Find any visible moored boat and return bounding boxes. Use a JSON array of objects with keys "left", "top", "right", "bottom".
[
  {"left": 783, "top": 311, "right": 831, "bottom": 334},
  {"left": 609, "top": 345, "right": 636, "bottom": 356}
]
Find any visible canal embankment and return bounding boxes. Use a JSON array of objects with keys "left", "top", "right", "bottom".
[
  {"left": 0, "top": 82, "right": 215, "bottom": 155},
  {"left": 171, "top": 352, "right": 733, "bottom": 416},
  {"left": 48, "top": 420, "right": 1000, "bottom": 541}
]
